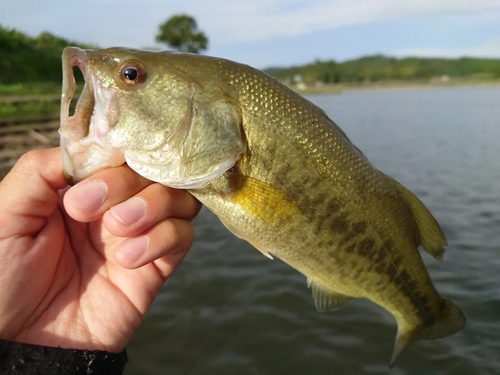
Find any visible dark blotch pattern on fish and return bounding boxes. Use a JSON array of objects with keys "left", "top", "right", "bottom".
[
  {"left": 356, "top": 238, "right": 376, "bottom": 258},
  {"left": 338, "top": 220, "right": 368, "bottom": 246},
  {"left": 329, "top": 212, "right": 350, "bottom": 234}
]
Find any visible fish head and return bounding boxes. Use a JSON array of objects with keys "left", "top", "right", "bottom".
[{"left": 59, "top": 47, "right": 244, "bottom": 188}]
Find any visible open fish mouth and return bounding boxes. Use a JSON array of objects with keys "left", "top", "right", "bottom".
[{"left": 59, "top": 47, "right": 125, "bottom": 184}]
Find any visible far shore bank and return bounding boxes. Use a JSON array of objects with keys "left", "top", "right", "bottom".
[{"left": 286, "top": 80, "right": 500, "bottom": 95}]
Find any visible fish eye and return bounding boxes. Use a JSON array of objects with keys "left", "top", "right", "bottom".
[{"left": 118, "top": 62, "right": 146, "bottom": 85}]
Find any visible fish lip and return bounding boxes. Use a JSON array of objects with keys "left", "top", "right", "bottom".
[
  {"left": 59, "top": 47, "right": 125, "bottom": 184},
  {"left": 60, "top": 47, "right": 91, "bottom": 183}
]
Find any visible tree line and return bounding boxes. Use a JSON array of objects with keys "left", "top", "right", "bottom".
[
  {"left": 0, "top": 25, "right": 95, "bottom": 84},
  {"left": 265, "top": 54, "right": 500, "bottom": 85}
]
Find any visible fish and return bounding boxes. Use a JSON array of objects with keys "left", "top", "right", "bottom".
[{"left": 59, "top": 47, "right": 465, "bottom": 366}]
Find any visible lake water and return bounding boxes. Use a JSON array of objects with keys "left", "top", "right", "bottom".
[{"left": 125, "top": 87, "right": 500, "bottom": 375}]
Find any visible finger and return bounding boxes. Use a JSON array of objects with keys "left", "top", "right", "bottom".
[
  {"left": 103, "top": 183, "right": 201, "bottom": 238},
  {"left": 0, "top": 148, "right": 67, "bottom": 238},
  {"left": 113, "top": 218, "right": 194, "bottom": 275},
  {"left": 63, "top": 164, "right": 153, "bottom": 222}
]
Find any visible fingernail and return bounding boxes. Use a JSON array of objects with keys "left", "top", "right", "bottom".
[
  {"left": 116, "top": 236, "right": 149, "bottom": 264},
  {"left": 110, "top": 198, "right": 146, "bottom": 226},
  {"left": 70, "top": 181, "right": 107, "bottom": 213}
]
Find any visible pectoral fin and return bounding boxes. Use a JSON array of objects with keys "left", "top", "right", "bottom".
[
  {"left": 208, "top": 172, "right": 300, "bottom": 261},
  {"left": 228, "top": 175, "right": 301, "bottom": 227},
  {"left": 307, "top": 279, "right": 352, "bottom": 312}
]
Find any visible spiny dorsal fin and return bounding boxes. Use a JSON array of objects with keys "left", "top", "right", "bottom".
[
  {"left": 383, "top": 173, "right": 447, "bottom": 260},
  {"left": 307, "top": 278, "right": 352, "bottom": 312}
]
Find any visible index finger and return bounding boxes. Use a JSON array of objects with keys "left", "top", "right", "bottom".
[
  {"left": 63, "top": 163, "right": 153, "bottom": 222},
  {"left": 103, "top": 182, "right": 201, "bottom": 238},
  {"left": 0, "top": 148, "right": 67, "bottom": 238}
]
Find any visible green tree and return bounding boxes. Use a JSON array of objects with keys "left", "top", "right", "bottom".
[{"left": 156, "top": 15, "right": 208, "bottom": 54}]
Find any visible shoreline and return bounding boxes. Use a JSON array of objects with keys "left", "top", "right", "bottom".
[{"left": 287, "top": 80, "right": 500, "bottom": 95}]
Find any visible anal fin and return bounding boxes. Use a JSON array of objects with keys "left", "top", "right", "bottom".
[
  {"left": 390, "top": 327, "right": 418, "bottom": 368},
  {"left": 307, "top": 278, "right": 352, "bottom": 312}
]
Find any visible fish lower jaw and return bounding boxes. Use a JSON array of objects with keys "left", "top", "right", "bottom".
[
  {"left": 61, "top": 135, "right": 125, "bottom": 183},
  {"left": 124, "top": 150, "right": 238, "bottom": 190}
]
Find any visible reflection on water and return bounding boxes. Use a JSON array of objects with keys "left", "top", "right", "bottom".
[{"left": 126, "top": 87, "right": 500, "bottom": 375}]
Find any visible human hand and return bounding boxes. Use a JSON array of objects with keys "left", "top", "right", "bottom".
[{"left": 0, "top": 148, "right": 201, "bottom": 352}]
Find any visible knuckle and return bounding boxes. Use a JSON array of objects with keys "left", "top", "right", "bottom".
[
  {"left": 162, "top": 220, "right": 193, "bottom": 253},
  {"left": 10, "top": 150, "right": 45, "bottom": 179},
  {"left": 165, "top": 221, "right": 183, "bottom": 250},
  {"left": 17, "top": 150, "right": 43, "bottom": 168}
]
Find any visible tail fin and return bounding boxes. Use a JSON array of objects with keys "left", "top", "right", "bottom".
[
  {"left": 419, "top": 298, "right": 466, "bottom": 340},
  {"left": 390, "top": 298, "right": 466, "bottom": 367}
]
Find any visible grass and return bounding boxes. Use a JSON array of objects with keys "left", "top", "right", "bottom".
[
  {"left": 0, "top": 99, "right": 61, "bottom": 122},
  {"left": 0, "top": 82, "right": 62, "bottom": 96}
]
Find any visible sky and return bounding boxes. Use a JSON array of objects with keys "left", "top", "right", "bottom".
[{"left": 1, "top": 0, "right": 500, "bottom": 69}]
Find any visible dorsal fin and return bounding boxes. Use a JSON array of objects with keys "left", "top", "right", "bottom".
[{"left": 383, "top": 173, "right": 447, "bottom": 260}]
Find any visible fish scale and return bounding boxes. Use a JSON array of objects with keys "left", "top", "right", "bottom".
[{"left": 59, "top": 47, "right": 465, "bottom": 367}]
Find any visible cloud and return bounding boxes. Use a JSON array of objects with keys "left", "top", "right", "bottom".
[
  {"left": 1, "top": 0, "right": 500, "bottom": 50},
  {"left": 394, "top": 36, "right": 500, "bottom": 59},
  {"left": 0, "top": 0, "right": 500, "bottom": 54},
  {"left": 188, "top": 0, "right": 500, "bottom": 44}
]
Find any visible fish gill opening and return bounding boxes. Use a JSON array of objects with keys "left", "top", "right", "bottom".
[
  {"left": 71, "top": 64, "right": 94, "bottom": 138},
  {"left": 68, "top": 66, "right": 85, "bottom": 118}
]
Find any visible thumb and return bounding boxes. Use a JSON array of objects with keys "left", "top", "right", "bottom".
[{"left": 0, "top": 148, "right": 68, "bottom": 237}]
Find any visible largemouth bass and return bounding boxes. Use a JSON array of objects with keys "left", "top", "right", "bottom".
[{"left": 59, "top": 47, "right": 465, "bottom": 366}]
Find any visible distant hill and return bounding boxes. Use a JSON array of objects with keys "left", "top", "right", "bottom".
[
  {"left": 0, "top": 25, "right": 94, "bottom": 84},
  {"left": 264, "top": 54, "right": 500, "bottom": 85}
]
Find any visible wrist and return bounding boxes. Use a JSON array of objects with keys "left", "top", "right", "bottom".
[{"left": 0, "top": 338, "right": 128, "bottom": 374}]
